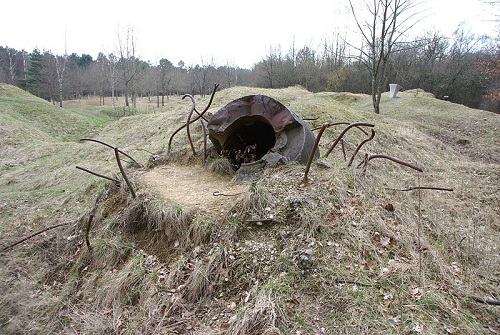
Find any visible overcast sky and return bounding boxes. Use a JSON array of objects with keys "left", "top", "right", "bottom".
[{"left": 1, "top": 0, "right": 497, "bottom": 69}]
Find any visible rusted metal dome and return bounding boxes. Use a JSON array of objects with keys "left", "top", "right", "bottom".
[{"left": 207, "top": 95, "right": 318, "bottom": 170}]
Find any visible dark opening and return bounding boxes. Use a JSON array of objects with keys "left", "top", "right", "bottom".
[{"left": 221, "top": 116, "right": 276, "bottom": 169}]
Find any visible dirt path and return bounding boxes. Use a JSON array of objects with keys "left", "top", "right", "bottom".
[{"left": 139, "top": 164, "right": 246, "bottom": 216}]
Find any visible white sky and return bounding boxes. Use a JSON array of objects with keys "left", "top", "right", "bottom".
[{"left": 1, "top": 0, "right": 497, "bottom": 69}]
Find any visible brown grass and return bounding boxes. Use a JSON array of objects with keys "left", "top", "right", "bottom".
[{"left": 1, "top": 84, "right": 498, "bottom": 335}]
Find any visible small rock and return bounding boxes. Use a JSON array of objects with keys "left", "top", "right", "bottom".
[{"left": 297, "top": 249, "right": 315, "bottom": 269}]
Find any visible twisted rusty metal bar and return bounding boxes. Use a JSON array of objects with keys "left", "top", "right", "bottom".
[
  {"left": 80, "top": 138, "right": 142, "bottom": 167},
  {"left": 312, "top": 122, "right": 370, "bottom": 135},
  {"left": 76, "top": 166, "right": 120, "bottom": 184},
  {"left": 324, "top": 122, "right": 375, "bottom": 157},
  {"left": 340, "top": 139, "right": 347, "bottom": 161},
  {"left": 385, "top": 186, "right": 453, "bottom": 192},
  {"left": 303, "top": 116, "right": 320, "bottom": 121},
  {"left": 183, "top": 94, "right": 197, "bottom": 155},
  {"left": 168, "top": 83, "right": 219, "bottom": 152},
  {"left": 2, "top": 222, "right": 72, "bottom": 251},
  {"left": 302, "top": 123, "right": 329, "bottom": 184},
  {"left": 200, "top": 83, "right": 219, "bottom": 114},
  {"left": 213, "top": 191, "right": 243, "bottom": 197},
  {"left": 85, "top": 191, "right": 105, "bottom": 250},
  {"left": 201, "top": 119, "right": 208, "bottom": 164},
  {"left": 348, "top": 129, "right": 376, "bottom": 167},
  {"left": 469, "top": 296, "right": 500, "bottom": 306},
  {"left": 114, "top": 147, "right": 136, "bottom": 198},
  {"left": 363, "top": 154, "right": 423, "bottom": 173}
]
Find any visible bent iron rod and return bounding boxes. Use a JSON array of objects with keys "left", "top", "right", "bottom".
[
  {"left": 168, "top": 83, "right": 219, "bottom": 151},
  {"left": 80, "top": 138, "right": 142, "bottom": 167}
]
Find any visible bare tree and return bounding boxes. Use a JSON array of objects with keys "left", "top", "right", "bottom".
[
  {"left": 348, "top": 0, "right": 422, "bottom": 113},
  {"left": 6, "top": 47, "right": 17, "bottom": 84},
  {"left": 258, "top": 45, "right": 280, "bottom": 88},
  {"left": 95, "top": 53, "right": 108, "bottom": 105},
  {"left": 157, "top": 58, "right": 174, "bottom": 105},
  {"left": 295, "top": 45, "right": 318, "bottom": 90},
  {"left": 53, "top": 54, "right": 67, "bottom": 107},
  {"left": 117, "top": 27, "right": 141, "bottom": 107},
  {"left": 189, "top": 58, "right": 216, "bottom": 96},
  {"left": 52, "top": 33, "right": 68, "bottom": 107},
  {"left": 108, "top": 53, "right": 118, "bottom": 106}
]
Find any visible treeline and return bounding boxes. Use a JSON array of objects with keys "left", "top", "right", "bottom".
[{"left": 0, "top": 24, "right": 498, "bottom": 111}]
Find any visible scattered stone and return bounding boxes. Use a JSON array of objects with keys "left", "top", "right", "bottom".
[{"left": 297, "top": 249, "right": 315, "bottom": 269}]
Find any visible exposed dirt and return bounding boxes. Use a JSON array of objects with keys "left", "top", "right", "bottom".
[{"left": 139, "top": 164, "right": 246, "bottom": 217}]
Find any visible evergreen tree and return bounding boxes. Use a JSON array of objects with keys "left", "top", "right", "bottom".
[{"left": 19, "top": 48, "right": 45, "bottom": 97}]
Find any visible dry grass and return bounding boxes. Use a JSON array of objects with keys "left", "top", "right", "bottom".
[
  {"left": 230, "top": 288, "right": 289, "bottom": 335},
  {"left": 1, "top": 84, "right": 498, "bottom": 334},
  {"left": 207, "top": 156, "right": 236, "bottom": 175}
]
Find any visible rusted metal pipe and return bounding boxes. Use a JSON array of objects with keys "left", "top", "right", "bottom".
[
  {"left": 348, "top": 129, "right": 375, "bottom": 167},
  {"left": 213, "top": 191, "right": 243, "bottom": 197},
  {"left": 76, "top": 166, "right": 120, "bottom": 184},
  {"left": 114, "top": 147, "right": 137, "bottom": 198},
  {"left": 303, "top": 116, "right": 319, "bottom": 121},
  {"left": 168, "top": 84, "right": 219, "bottom": 152},
  {"left": 302, "top": 123, "right": 329, "bottom": 184},
  {"left": 2, "top": 222, "right": 72, "bottom": 251},
  {"left": 201, "top": 119, "right": 208, "bottom": 164},
  {"left": 340, "top": 139, "right": 347, "bottom": 161},
  {"left": 312, "top": 122, "right": 370, "bottom": 136},
  {"left": 85, "top": 191, "right": 105, "bottom": 251},
  {"left": 80, "top": 138, "right": 141, "bottom": 167},
  {"left": 183, "top": 94, "right": 197, "bottom": 156},
  {"left": 200, "top": 83, "right": 219, "bottom": 114},
  {"left": 324, "top": 122, "right": 375, "bottom": 157},
  {"left": 363, "top": 154, "right": 423, "bottom": 173},
  {"left": 385, "top": 186, "right": 453, "bottom": 192}
]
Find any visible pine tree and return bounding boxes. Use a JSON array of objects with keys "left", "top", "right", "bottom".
[{"left": 19, "top": 48, "right": 45, "bottom": 97}]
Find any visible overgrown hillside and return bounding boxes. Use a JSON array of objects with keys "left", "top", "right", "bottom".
[{"left": 0, "top": 83, "right": 498, "bottom": 334}]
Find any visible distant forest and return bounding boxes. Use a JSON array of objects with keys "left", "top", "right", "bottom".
[{"left": 1, "top": 24, "right": 498, "bottom": 112}]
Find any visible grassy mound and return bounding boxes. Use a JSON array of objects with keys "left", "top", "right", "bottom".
[{"left": 0, "top": 84, "right": 498, "bottom": 334}]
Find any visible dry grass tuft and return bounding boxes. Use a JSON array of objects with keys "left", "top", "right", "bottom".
[
  {"left": 97, "top": 253, "right": 147, "bottom": 307},
  {"left": 188, "top": 216, "right": 216, "bottom": 246},
  {"left": 122, "top": 196, "right": 192, "bottom": 245},
  {"left": 239, "top": 182, "right": 274, "bottom": 217},
  {"left": 207, "top": 156, "right": 235, "bottom": 176},
  {"left": 181, "top": 247, "right": 226, "bottom": 303},
  {"left": 230, "top": 288, "right": 289, "bottom": 335}
]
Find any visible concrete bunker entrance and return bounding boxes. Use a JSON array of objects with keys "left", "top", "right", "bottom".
[{"left": 223, "top": 116, "right": 276, "bottom": 167}]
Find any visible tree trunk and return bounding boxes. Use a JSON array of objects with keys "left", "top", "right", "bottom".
[
  {"left": 7, "top": 49, "right": 16, "bottom": 83},
  {"left": 59, "top": 84, "right": 63, "bottom": 108},
  {"left": 124, "top": 81, "right": 129, "bottom": 107},
  {"left": 371, "top": 76, "right": 379, "bottom": 114},
  {"left": 111, "top": 81, "right": 115, "bottom": 107}
]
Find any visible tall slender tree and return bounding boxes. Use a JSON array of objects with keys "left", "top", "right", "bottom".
[
  {"left": 54, "top": 53, "right": 67, "bottom": 107},
  {"left": 348, "top": 0, "right": 422, "bottom": 113},
  {"left": 157, "top": 58, "right": 174, "bottom": 105},
  {"left": 117, "top": 27, "right": 141, "bottom": 107}
]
